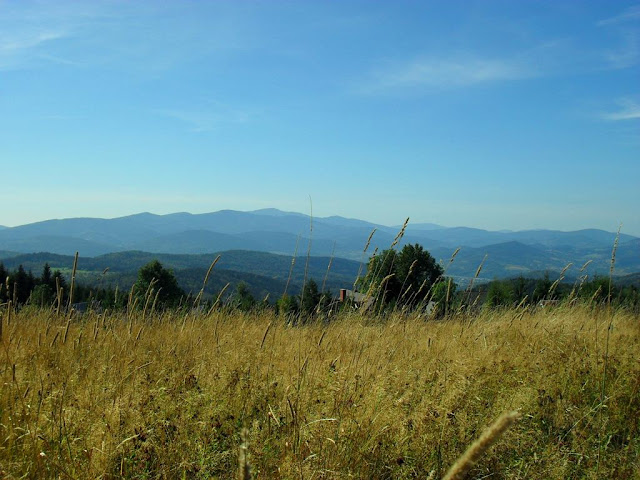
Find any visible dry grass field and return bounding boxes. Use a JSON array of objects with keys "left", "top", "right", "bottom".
[{"left": 1, "top": 304, "right": 638, "bottom": 479}]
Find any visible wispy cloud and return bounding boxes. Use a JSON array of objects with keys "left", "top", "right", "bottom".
[
  {"left": 0, "top": 1, "right": 107, "bottom": 70},
  {"left": 359, "top": 30, "right": 638, "bottom": 95},
  {"left": 360, "top": 56, "right": 530, "bottom": 94},
  {"left": 597, "top": 5, "right": 640, "bottom": 26},
  {"left": 600, "top": 98, "right": 640, "bottom": 121},
  {"left": 597, "top": 5, "right": 640, "bottom": 69},
  {"left": 0, "top": 30, "right": 66, "bottom": 53},
  {"left": 602, "top": 30, "right": 639, "bottom": 69},
  {"left": 0, "top": 29, "right": 69, "bottom": 69},
  {"left": 155, "top": 102, "right": 251, "bottom": 132},
  {"left": 1, "top": 2, "right": 261, "bottom": 75}
]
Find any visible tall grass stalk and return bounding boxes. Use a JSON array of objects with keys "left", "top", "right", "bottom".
[
  {"left": 369, "top": 218, "right": 409, "bottom": 291},
  {"left": 443, "top": 411, "right": 520, "bottom": 480},
  {"left": 321, "top": 242, "right": 336, "bottom": 294},
  {"left": 283, "top": 235, "right": 300, "bottom": 298},
  {"left": 568, "top": 260, "right": 592, "bottom": 305},
  {"left": 354, "top": 228, "right": 377, "bottom": 290},
  {"left": 67, "top": 251, "right": 79, "bottom": 310},
  {"left": 300, "top": 197, "right": 313, "bottom": 308},
  {"left": 464, "top": 254, "right": 488, "bottom": 309},
  {"left": 548, "top": 262, "right": 573, "bottom": 300},
  {"left": 194, "top": 255, "right": 221, "bottom": 308},
  {"left": 597, "top": 223, "right": 622, "bottom": 475},
  {"left": 210, "top": 282, "right": 231, "bottom": 313}
]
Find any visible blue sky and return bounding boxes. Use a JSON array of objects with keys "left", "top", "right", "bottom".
[{"left": 1, "top": 1, "right": 639, "bottom": 235}]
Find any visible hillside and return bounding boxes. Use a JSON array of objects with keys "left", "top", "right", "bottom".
[
  {"left": 0, "top": 250, "right": 363, "bottom": 301},
  {"left": 618, "top": 271, "right": 640, "bottom": 287},
  {"left": 429, "top": 238, "right": 640, "bottom": 281},
  {"left": 0, "top": 209, "right": 637, "bottom": 278}
]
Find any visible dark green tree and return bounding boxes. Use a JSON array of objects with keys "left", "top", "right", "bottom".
[
  {"left": 619, "top": 285, "right": 639, "bottom": 311},
  {"left": 533, "top": 272, "right": 554, "bottom": 302},
  {"left": 361, "top": 243, "right": 443, "bottom": 307},
  {"left": 0, "top": 263, "right": 6, "bottom": 302},
  {"left": 512, "top": 275, "right": 529, "bottom": 305},
  {"left": 50, "top": 269, "right": 67, "bottom": 305},
  {"left": 52, "top": 269, "right": 67, "bottom": 289},
  {"left": 580, "top": 276, "right": 615, "bottom": 304},
  {"left": 41, "top": 263, "right": 53, "bottom": 288},
  {"left": 11, "top": 265, "right": 31, "bottom": 304},
  {"left": 430, "top": 278, "right": 457, "bottom": 316},
  {"left": 232, "top": 281, "right": 256, "bottom": 311},
  {"left": 134, "top": 260, "right": 185, "bottom": 309},
  {"left": 300, "top": 278, "right": 322, "bottom": 315},
  {"left": 31, "top": 284, "right": 55, "bottom": 307},
  {"left": 277, "top": 294, "right": 299, "bottom": 317},
  {"left": 318, "top": 290, "right": 333, "bottom": 314},
  {"left": 27, "top": 269, "right": 36, "bottom": 292},
  {"left": 485, "top": 280, "right": 513, "bottom": 308}
]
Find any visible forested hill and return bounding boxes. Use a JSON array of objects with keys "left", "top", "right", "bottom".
[{"left": 0, "top": 250, "right": 363, "bottom": 300}]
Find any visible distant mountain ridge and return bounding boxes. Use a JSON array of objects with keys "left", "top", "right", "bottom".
[{"left": 0, "top": 209, "right": 637, "bottom": 279}]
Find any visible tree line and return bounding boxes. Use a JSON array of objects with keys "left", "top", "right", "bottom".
[
  {"left": 0, "top": 262, "right": 66, "bottom": 306},
  {"left": 2, "top": 243, "right": 638, "bottom": 316},
  {"left": 0, "top": 260, "right": 336, "bottom": 317},
  {"left": 479, "top": 273, "right": 639, "bottom": 310}
]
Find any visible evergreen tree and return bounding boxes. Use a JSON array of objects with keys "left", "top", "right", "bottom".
[
  {"left": 12, "top": 265, "right": 31, "bottom": 304},
  {"left": 277, "top": 294, "right": 299, "bottom": 317},
  {"left": 232, "top": 282, "right": 256, "bottom": 311},
  {"left": 300, "top": 278, "right": 321, "bottom": 315},
  {"left": 31, "top": 284, "right": 54, "bottom": 307},
  {"left": 485, "top": 280, "right": 513, "bottom": 308},
  {"left": 134, "top": 260, "right": 185, "bottom": 309},
  {"left": 51, "top": 270, "right": 67, "bottom": 304},
  {"left": 513, "top": 275, "right": 529, "bottom": 304},
  {"left": 533, "top": 272, "right": 554, "bottom": 302},
  {"left": 0, "top": 263, "right": 6, "bottom": 302},
  {"left": 360, "top": 243, "right": 443, "bottom": 307},
  {"left": 430, "top": 278, "right": 457, "bottom": 316},
  {"left": 52, "top": 270, "right": 67, "bottom": 289},
  {"left": 580, "top": 276, "right": 615, "bottom": 304},
  {"left": 41, "top": 263, "right": 53, "bottom": 288},
  {"left": 27, "top": 269, "right": 36, "bottom": 292}
]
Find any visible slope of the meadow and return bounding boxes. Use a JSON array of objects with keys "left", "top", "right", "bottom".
[{"left": 0, "top": 306, "right": 638, "bottom": 479}]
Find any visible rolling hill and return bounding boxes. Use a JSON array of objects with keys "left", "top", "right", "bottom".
[
  {"left": 0, "top": 250, "right": 364, "bottom": 301},
  {"left": 0, "top": 209, "right": 637, "bottom": 279}
]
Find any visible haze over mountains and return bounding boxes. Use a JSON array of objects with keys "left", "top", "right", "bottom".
[{"left": 0, "top": 208, "right": 638, "bottom": 281}]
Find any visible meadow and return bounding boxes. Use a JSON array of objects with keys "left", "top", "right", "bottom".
[{"left": 0, "top": 302, "right": 638, "bottom": 479}]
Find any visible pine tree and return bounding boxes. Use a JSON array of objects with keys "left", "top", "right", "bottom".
[{"left": 41, "top": 263, "right": 53, "bottom": 288}]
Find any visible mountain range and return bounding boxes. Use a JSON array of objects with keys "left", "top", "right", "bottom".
[{"left": 0, "top": 209, "right": 638, "bottom": 282}]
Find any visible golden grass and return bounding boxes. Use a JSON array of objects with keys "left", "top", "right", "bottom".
[{"left": 0, "top": 304, "right": 638, "bottom": 479}]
